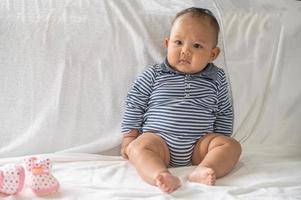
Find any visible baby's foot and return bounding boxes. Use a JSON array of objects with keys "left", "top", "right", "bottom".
[
  {"left": 155, "top": 172, "right": 181, "bottom": 193},
  {"left": 188, "top": 165, "right": 216, "bottom": 186}
]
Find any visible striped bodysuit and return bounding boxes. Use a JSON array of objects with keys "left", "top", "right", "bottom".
[{"left": 122, "top": 59, "right": 233, "bottom": 167}]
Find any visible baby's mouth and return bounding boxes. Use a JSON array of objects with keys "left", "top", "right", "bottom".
[{"left": 179, "top": 59, "right": 191, "bottom": 65}]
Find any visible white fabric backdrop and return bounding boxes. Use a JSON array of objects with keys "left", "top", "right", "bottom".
[
  {"left": 0, "top": 0, "right": 300, "bottom": 158},
  {"left": 221, "top": 0, "right": 301, "bottom": 145}
]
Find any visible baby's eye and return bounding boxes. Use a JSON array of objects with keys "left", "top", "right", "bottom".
[
  {"left": 174, "top": 40, "right": 182, "bottom": 45},
  {"left": 193, "top": 43, "right": 202, "bottom": 48}
]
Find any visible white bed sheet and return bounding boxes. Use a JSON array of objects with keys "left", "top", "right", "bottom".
[
  {"left": 1, "top": 0, "right": 301, "bottom": 199},
  {"left": 1, "top": 145, "right": 301, "bottom": 200}
]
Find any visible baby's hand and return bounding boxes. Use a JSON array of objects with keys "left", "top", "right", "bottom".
[
  {"left": 121, "top": 130, "right": 140, "bottom": 159},
  {"left": 121, "top": 137, "right": 135, "bottom": 159}
]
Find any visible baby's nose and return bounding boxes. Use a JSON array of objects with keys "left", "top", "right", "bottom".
[{"left": 181, "top": 46, "right": 191, "bottom": 57}]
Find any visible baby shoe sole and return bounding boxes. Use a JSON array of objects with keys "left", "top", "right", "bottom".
[{"left": 31, "top": 182, "right": 59, "bottom": 196}]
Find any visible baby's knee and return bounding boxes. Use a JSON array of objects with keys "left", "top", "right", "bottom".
[
  {"left": 207, "top": 135, "right": 241, "bottom": 153},
  {"left": 126, "top": 138, "right": 150, "bottom": 158},
  {"left": 223, "top": 137, "right": 242, "bottom": 155}
]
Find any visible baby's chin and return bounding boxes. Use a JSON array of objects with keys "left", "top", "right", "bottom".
[{"left": 173, "top": 65, "right": 199, "bottom": 74}]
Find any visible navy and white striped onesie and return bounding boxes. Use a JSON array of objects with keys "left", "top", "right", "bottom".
[{"left": 122, "top": 59, "right": 233, "bottom": 167}]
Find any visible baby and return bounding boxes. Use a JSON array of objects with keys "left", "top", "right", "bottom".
[{"left": 121, "top": 7, "right": 241, "bottom": 193}]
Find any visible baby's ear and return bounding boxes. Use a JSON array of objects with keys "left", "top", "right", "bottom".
[
  {"left": 164, "top": 37, "right": 169, "bottom": 48},
  {"left": 210, "top": 47, "right": 220, "bottom": 61}
]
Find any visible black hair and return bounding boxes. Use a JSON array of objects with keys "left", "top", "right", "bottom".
[{"left": 172, "top": 7, "right": 220, "bottom": 46}]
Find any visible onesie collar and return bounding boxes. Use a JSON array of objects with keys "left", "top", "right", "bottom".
[{"left": 160, "top": 58, "right": 219, "bottom": 81}]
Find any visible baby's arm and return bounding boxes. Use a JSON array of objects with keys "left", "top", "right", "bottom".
[
  {"left": 121, "top": 129, "right": 140, "bottom": 159},
  {"left": 214, "top": 69, "right": 233, "bottom": 136},
  {"left": 121, "top": 66, "right": 157, "bottom": 158}
]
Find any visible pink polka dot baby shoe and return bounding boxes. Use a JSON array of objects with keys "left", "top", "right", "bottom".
[
  {"left": 0, "top": 164, "right": 25, "bottom": 195},
  {"left": 24, "top": 157, "right": 59, "bottom": 196}
]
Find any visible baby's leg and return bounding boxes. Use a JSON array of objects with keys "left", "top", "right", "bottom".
[
  {"left": 126, "top": 132, "right": 181, "bottom": 193},
  {"left": 188, "top": 133, "right": 241, "bottom": 185}
]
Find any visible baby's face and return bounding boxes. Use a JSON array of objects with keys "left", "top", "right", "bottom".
[{"left": 165, "top": 14, "right": 220, "bottom": 74}]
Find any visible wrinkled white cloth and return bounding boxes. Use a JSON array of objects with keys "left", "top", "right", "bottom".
[
  {"left": 0, "top": 0, "right": 301, "bottom": 199},
  {"left": 0, "top": 0, "right": 300, "bottom": 157},
  {"left": 0, "top": 0, "right": 226, "bottom": 157}
]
